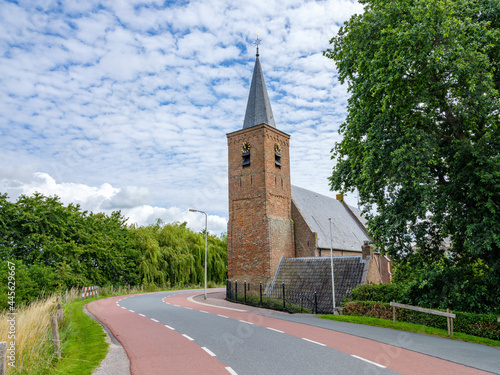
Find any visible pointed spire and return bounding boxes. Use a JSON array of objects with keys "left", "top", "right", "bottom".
[{"left": 242, "top": 34, "right": 276, "bottom": 129}]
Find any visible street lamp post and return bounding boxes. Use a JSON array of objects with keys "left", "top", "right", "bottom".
[
  {"left": 189, "top": 209, "right": 208, "bottom": 300},
  {"left": 329, "top": 218, "right": 336, "bottom": 314}
]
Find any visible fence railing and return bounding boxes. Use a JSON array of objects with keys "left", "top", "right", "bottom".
[
  {"left": 226, "top": 280, "right": 335, "bottom": 314},
  {"left": 390, "top": 301, "right": 456, "bottom": 335},
  {"left": 81, "top": 286, "right": 99, "bottom": 299}
]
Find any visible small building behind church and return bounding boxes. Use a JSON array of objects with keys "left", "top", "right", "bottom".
[{"left": 226, "top": 43, "right": 390, "bottom": 308}]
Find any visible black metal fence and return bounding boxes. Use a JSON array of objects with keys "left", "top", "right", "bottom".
[{"left": 226, "top": 280, "right": 335, "bottom": 314}]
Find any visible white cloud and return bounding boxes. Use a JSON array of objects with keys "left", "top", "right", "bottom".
[{"left": 0, "top": 0, "right": 364, "bottom": 233}]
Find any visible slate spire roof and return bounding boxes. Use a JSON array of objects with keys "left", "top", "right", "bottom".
[{"left": 242, "top": 47, "right": 276, "bottom": 129}]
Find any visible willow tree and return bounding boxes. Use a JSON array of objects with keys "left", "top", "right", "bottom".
[{"left": 324, "top": 0, "right": 499, "bottom": 309}]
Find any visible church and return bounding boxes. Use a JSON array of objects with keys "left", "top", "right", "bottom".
[{"left": 226, "top": 43, "right": 390, "bottom": 306}]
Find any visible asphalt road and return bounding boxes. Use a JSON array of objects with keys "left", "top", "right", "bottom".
[{"left": 87, "top": 290, "right": 499, "bottom": 375}]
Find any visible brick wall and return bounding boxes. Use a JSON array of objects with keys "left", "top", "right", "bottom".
[
  {"left": 291, "top": 200, "right": 316, "bottom": 257},
  {"left": 227, "top": 124, "right": 294, "bottom": 286}
]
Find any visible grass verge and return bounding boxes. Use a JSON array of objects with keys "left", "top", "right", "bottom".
[
  {"left": 50, "top": 298, "right": 108, "bottom": 374},
  {"left": 318, "top": 314, "right": 500, "bottom": 348}
]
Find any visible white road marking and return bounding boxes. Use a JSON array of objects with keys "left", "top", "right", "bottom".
[
  {"left": 185, "top": 307, "right": 192, "bottom": 310},
  {"left": 182, "top": 334, "right": 194, "bottom": 341},
  {"left": 165, "top": 325, "right": 175, "bottom": 330},
  {"left": 138, "top": 313, "right": 145, "bottom": 317},
  {"left": 202, "top": 347, "right": 216, "bottom": 356},
  {"left": 199, "top": 310, "right": 209, "bottom": 313},
  {"left": 121, "top": 307, "right": 126, "bottom": 309},
  {"left": 225, "top": 367, "right": 238, "bottom": 375},
  {"left": 217, "top": 314, "right": 228, "bottom": 318},
  {"left": 351, "top": 355, "right": 386, "bottom": 368},
  {"left": 129, "top": 310, "right": 135, "bottom": 313},
  {"left": 187, "top": 294, "right": 247, "bottom": 312},
  {"left": 301, "top": 338, "right": 326, "bottom": 346},
  {"left": 238, "top": 320, "right": 253, "bottom": 325},
  {"left": 266, "top": 327, "right": 284, "bottom": 333},
  {"left": 150, "top": 318, "right": 159, "bottom": 322}
]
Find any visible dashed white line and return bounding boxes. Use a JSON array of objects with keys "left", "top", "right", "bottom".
[
  {"left": 165, "top": 325, "right": 175, "bottom": 330},
  {"left": 238, "top": 320, "right": 253, "bottom": 325},
  {"left": 225, "top": 367, "right": 238, "bottom": 375},
  {"left": 182, "top": 334, "right": 194, "bottom": 341},
  {"left": 129, "top": 310, "right": 135, "bottom": 313},
  {"left": 150, "top": 318, "right": 159, "bottom": 322},
  {"left": 199, "top": 310, "right": 209, "bottom": 313},
  {"left": 351, "top": 355, "right": 386, "bottom": 368},
  {"left": 185, "top": 307, "right": 193, "bottom": 310},
  {"left": 266, "top": 327, "right": 284, "bottom": 333},
  {"left": 201, "top": 347, "right": 216, "bottom": 356},
  {"left": 121, "top": 307, "right": 126, "bottom": 310},
  {"left": 217, "top": 314, "right": 228, "bottom": 318},
  {"left": 138, "top": 313, "right": 145, "bottom": 317},
  {"left": 301, "top": 338, "right": 326, "bottom": 346}
]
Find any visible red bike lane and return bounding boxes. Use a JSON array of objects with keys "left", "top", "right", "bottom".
[{"left": 87, "top": 295, "right": 232, "bottom": 375}]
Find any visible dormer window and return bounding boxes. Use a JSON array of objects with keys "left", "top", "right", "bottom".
[
  {"left": 241, "top": 142, "right": 251, "bottom": 167},
  {"left": 274, "top": 143, "right": 282, "bottom": 167}
]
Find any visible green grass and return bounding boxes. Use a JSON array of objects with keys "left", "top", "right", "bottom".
[
  {"left": 318, "top": 314, "right": 500, "bottom": 348},
  {"left": 49, "top": 298, "right": 108, "bottom": 374}
]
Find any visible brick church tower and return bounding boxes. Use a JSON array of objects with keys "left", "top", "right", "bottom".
[{"left": 226, "top": 43, "right": 294, "bottom": 286}]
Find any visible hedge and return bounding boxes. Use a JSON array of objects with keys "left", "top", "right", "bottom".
[{"left": 343, "top": 301, "right": 500, "bottom": 341}]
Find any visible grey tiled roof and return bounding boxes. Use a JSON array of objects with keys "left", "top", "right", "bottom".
[
  {"left": 291, "top": 185, "right": 370, "bottom": 252},
  {"left": 267, "top": 256, "right": 368, "bottom": 313},
  {"left": 243, "top": 56, "right": 276, "bottom": 129}
]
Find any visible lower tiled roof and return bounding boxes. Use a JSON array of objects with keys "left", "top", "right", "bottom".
[{"left": 267, "top": 256, "right": 368, "bottom": 313}]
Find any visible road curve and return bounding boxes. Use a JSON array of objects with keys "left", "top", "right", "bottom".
[{"left": 87, "top": 290, "right": 498, "bottom": 375}]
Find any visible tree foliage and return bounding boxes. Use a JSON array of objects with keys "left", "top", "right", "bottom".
[
  {"left": 324, "top": 0, "right": 500, "bottom": 311},
  {"left": 0, "top": 192, "right": 227, "bottom": 308},
  {"left": 131, "top": 221, "right": 227, "bottom": 287}
]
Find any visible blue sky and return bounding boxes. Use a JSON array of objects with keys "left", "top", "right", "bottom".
[{"left": 0, "top": 0, "right": 363, "bottom": 234}]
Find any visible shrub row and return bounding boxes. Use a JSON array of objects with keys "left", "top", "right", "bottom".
[{"left": 343, "top": 301, "right": 500, "bottom": 340}]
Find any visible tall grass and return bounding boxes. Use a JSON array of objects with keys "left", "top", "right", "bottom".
[{"left": 0, "top": 296, "right": 58, "bottom": 374}]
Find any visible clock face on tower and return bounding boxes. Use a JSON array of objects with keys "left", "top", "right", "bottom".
[
  {"left": 241, "top": 141, "right": 250, "bottom": 154},
  {"left": 274, "top": 143, "right": 282, "bottom": 155}
]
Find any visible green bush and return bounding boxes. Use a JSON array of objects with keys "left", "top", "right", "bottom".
[{"left": 349, "top": 283, "right": 403, "bottom": 303}]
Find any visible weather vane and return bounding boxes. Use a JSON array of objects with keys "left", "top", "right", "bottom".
[{"left": 254, "top": 31, "right": 261, "bottom": 56}]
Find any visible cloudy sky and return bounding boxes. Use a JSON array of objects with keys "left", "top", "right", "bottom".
[{"left": 0, "top": 0, "right": 363, "bottom": 234}]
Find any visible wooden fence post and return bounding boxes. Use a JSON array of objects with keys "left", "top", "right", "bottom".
[
  {"left": 450, "top": 310, "right": 454, "bottom": 336},
  {"left": 446, "top": 309, "right": 451, "bottom": 335},
  {"left": 50, "top": 317, "right": 61, "bottom": 359},
  {"left": 57, "top": 303, "right": 64, "bottom": 323},
  {"left": 392, "top": 301, "right": 396, "bottom": 323},
  {"left": 0, "top": 341, "right": 7, "bottom": 375}
]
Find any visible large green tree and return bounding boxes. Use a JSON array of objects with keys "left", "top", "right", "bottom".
[{"left": 324, "top": 0, "right": 500, "bottom": 305}]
